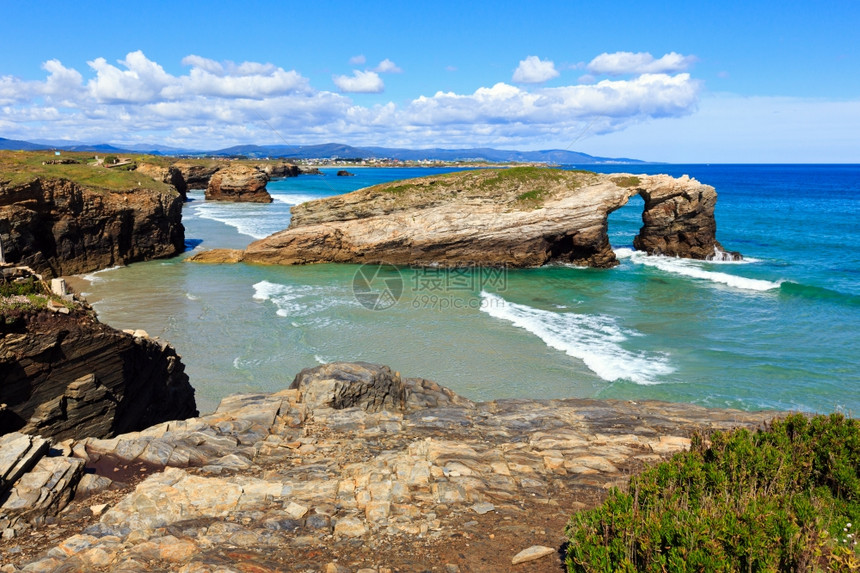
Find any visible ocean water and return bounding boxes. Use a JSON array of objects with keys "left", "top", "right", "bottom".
[{"left": 76, "top": 165, "right": 860, "bottom": 415}]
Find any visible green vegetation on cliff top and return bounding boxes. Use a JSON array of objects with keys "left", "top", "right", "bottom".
[
  {"left": 0, "top": 150, "right": 173, "bottom": 193},
  {"left": 565, "top": 413, "right": 860, "bottom": 572},
  {"left": 375, "top": 166, "right": 598, "bottom": 210}
]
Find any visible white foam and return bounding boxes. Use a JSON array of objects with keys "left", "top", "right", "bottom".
[
  {"left": 614, "top": 247, "right": 758, "bottom": 265},
  {"left": 625, "top": 251, "right": 781, "bottom": 291},
  {"left": 79, "top": 265, "right": 123, "bottom": 283},
  {"left": 314, "top": 354, "right": 329, "bottom": 364},
  {"left": 272, "top": 193, "right": 324, "bottom": 205},
  {"left": 480, "top": 292, "right": 674, "bottom": 385},
  {"left": 252, "top": 280, "right": 342, "bottom": 319},
  {"left": 192, "top": 203, "right": 272, "bottom": 239}
]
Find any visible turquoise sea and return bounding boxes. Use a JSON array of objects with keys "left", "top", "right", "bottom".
[{"left": 77, "top": 165, "right": 860, "bottom": 415}]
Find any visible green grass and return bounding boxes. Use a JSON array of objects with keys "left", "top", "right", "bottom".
[
  {"left": 611, "top": 175, "right": 642, "bottom": 188},
  {"left": 0, "top": 276, "right": 78, "bottom": 314},
  {"left": 565, "top": 413, "right": 860, "bottom": 572},
  {"left": 515, "top": 188, "right": 548, "bottom": 208},
  {"left": 0, "top": 151, "right": 173, "bottom": 193}
]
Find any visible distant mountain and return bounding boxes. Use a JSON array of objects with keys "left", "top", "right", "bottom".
[
  {"left": 207, "top": 143, "right": 647, "bottom": 164},
  {"left": 0, "top": 137, "right": 49, "bottom": 151},
  {"left": 0, "top": 136, "right": 648, "bottom": 164}
]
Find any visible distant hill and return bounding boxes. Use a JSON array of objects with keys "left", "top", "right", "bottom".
[
  {"left": 0, "top": 137, "right": 49, "bottom": 151},
  {"left": 0, "top": 137, "right": 648, "bottom": 164},
  {"left": 206, "top": 143, "right": 647, "bottom": 164}
]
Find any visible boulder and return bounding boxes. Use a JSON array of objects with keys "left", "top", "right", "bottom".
[
  {"left": 206, "top": 165, "right": 272, "bottom": 203},
  {"left": 290, "top": 362, "right": 406, "bottom": 412},
  {"left": 336, "top": 170, "right": 354, "bottom": 177}
]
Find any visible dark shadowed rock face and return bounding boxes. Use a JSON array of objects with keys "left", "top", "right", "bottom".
[
  {"left": 0, "top": 309, "right": 197, "bottom": 441},
  {"left": 0, "top": 178, "right": 184, "bottom": 278},
  {"left": 205, "top": 165, "right": 272, "bottom": 203}
]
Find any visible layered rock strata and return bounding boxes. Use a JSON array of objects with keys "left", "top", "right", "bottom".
[
  {"left": 1, "top": 362, "right": 775, "bottom": 571},
  {"left": 215, "top": 168, "right": 737, "bottom": 269},
  {"left": 0, "top": 307, "right": 197, "bottom": 441},
  {"left": 205, "top": 165, "right": 272, "bottom": 203},
  {"left": 171, "top": 162, "right": 220, "bottom": 190},
  {"left": 0, "top": 178, "right": 184, "bottom": 277},
  {"left": 134, "top": 163, "right": 188, "bottom": 201}
]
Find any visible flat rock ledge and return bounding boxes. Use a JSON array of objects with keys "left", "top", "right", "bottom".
[{"left": 1, "top": 362, "right": 776, "bottom": 572}]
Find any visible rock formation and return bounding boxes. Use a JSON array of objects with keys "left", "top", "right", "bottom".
[
  {"left": 256, "top": 162, "right": 300, "bottom": 178},
  {"left": 171, "top": 161, "right": 220, "bottom": 190},
  {"left": 0, "top": 178, "right": 184, "bottom": 278},
  {"left": 0, "top": 362, "right": 775, "bottom": 570},
  {"left": 223, "top": 168, "right": 737, "bottom": 269},
  {"left": 205, "top": 164, "right": 272, "bottom": 203},
  {"left": 135, "top": 163, "right": 188, "bottom": 200},
  {"left": 336, "top": 170, "right": 355, "bottom": 177},
  {"left": 0, "top": 305, "right": 197, "bottom": 441}
]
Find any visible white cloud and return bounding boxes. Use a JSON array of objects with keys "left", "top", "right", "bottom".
[
  {"left": 332, "top": 70, "right": 384, "bottom": 93},
  {"left": 87, "top": 50, "right": 174, "bottom": 103},
  {"left": 349, "top": 54, "right": 366, "bottom": 66},
  {"left": 374, "top": 58, "right": 402, "bottom": 73},
  {"left": 0, "top": 50, "right": 719, "bottom": 152},
  {"left": 512, "top": 56, "right": 559, "bottom": 84},
  {"left": 588, "top": 52, "right": 696, "bottom": 76}
]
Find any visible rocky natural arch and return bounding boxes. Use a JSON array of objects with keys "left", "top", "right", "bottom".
[{"left": 188, "top": 168, "right": 740, "bottom": 268}]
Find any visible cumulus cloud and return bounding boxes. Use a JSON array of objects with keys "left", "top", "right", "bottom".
[
  {"left": 374, "top": 58, "right": 402, "bottom": 73},
  {"left": 587, "top": 52, "right": 696, "bottom": 75},
  {"left": 349, "top": 54, "right": 366, "bottom": 66},
  {"left": 512, "top": 56, "right": 559, "bottom": 84},
  {"left": 0, "top": 50, "right": 708, "bottom": 149},
  {"left": 332, "top": 70, "right": 384, "bottom": 93}
]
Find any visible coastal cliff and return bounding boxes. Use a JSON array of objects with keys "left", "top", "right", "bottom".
[
  {"left": 205, "top": 168, "right": 737, "bottom": 268},
  {"left": 1, "top": 266, "right": 197, "bottom": 442},
  {"left": 0, "top": 362, "right": 774, "bottom": 571},
  {"left": 0, "top": 175, "right": 184, "bottom": 278},
  {"left": 0, "top": 305, "right": 197, "bottom": 441}
]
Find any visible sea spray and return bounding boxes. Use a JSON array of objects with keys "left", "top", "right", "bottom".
[
  {"left": 479, "top": 291, "right": 674, "bottom": 385},
  {"left": 615, "top": 249, "right": 781, "bottom": 291}
]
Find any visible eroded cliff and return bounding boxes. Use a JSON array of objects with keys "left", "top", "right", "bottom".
[
  {"left": 229, "top": 167, "right": 737, "bottom": 268},
  {"left": 0, "top": 272, "right": 197, "bottom": 441},
  {"left": 0, "top": 177, "right": 184, "bottom": 278}
]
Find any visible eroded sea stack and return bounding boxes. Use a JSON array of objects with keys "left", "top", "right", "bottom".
[{"left": 193, "top": 168, "right": 738, "bottom": 268}]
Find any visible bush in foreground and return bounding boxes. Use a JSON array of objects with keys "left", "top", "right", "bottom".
[{"left": 565, "top": 413, "right": 859, "bottom": 572}]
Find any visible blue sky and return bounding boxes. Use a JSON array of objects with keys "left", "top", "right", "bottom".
[{"left": 1, "top": 1, "right": 857, "bottom": 162}]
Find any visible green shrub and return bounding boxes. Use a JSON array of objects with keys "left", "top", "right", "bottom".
[
  {"left": 0, "top": 277, "right": 44, "bottom": 297},
  {"left": 565, "top": 413, "right": 860, "bottom": 572}
]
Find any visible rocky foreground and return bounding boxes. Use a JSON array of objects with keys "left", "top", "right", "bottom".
[
  {"left": 191, "top": 168, "right": 738, "bottom": 269},
  {"left": 1, "top": 363, "right": 776, "bottom": 572}
]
